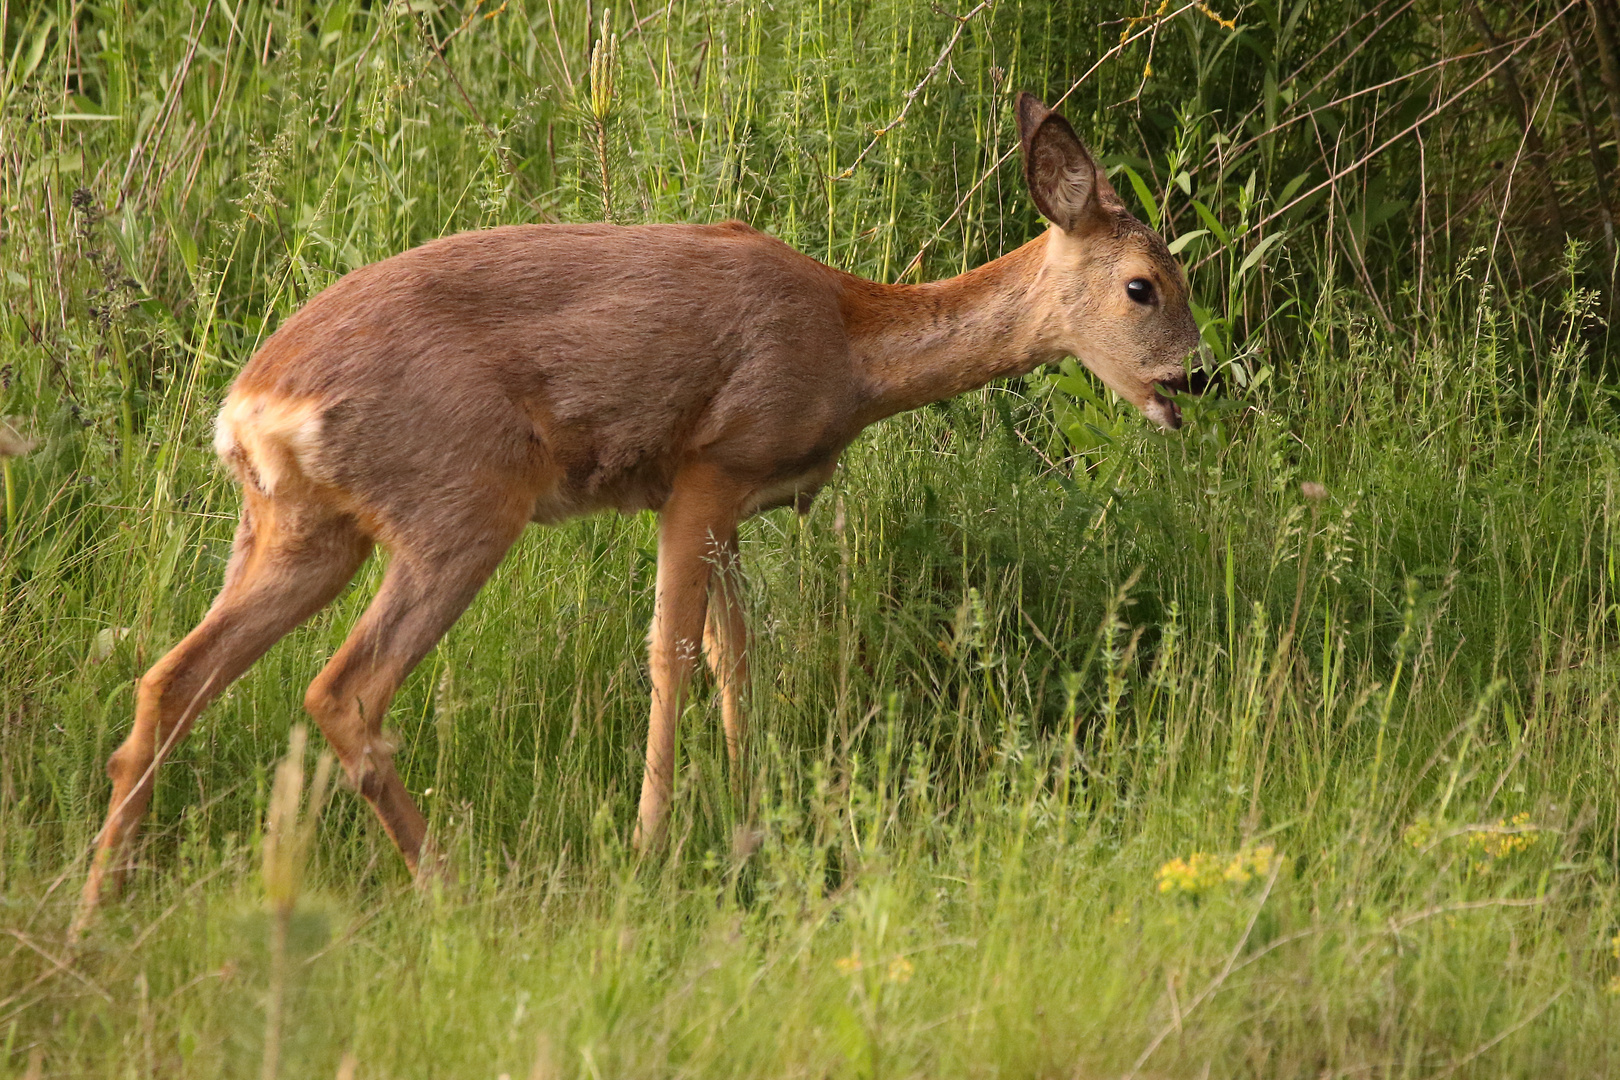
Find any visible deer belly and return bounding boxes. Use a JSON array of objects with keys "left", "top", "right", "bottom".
[{"left": 744, "top": 460, "right": 838, "bottom": 517}]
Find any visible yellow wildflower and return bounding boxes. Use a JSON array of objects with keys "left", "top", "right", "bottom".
[
  {"left": 886, "top": 956, "right": 914, "bottom": 984},
  {"left": 1156, "top": 852, "right": 1222, "bottom": 895},
  {"left": 834, "top": 950, "right": 861, "bottom": 976},
  {"left": 1157, "top": 845, "right": 1276, "bottom": 897},
  {"left": 1466, "top": 813, "right": 1538, "bottom": 860},
  {"left": 1223, "top": 845, "right": 1275, "bottom": 885}
]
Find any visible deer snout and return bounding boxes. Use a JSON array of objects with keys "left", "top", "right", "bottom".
[
  {"left": 1142, "top": 388, "right": 1182, "bottom": 431},
  {"left": 1143, "top": 366, "right": 1211, "bottom": 431}
]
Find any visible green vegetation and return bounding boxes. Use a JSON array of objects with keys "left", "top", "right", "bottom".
[{"left": 4, "top": 1, "right": 1620, "bottom": 1075}]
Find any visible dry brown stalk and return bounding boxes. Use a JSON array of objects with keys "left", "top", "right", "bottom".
[
  {"left": 1471, "top": 3, "right": 1567, "bottom": 235},
  {"left": 1198, "top": 1, "right": 1583, "bottom": 270},
  {"left": 1561, "top": 5, "right": 1618, "bottom": 253},
  {"left": 1588, "top": 0, "right": 1620, "bottom": 145}
]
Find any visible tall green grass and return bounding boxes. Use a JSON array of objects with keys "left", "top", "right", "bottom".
[{"left": 3, "top": 1, "right": 1620, "bottom": 1076}]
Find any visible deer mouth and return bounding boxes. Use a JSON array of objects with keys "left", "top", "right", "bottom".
[
  {"left": 1143, "top": 375, "right": 1185, "bottom": 430},
  {"left": 1143, "top": 368, "right": 1210, "bottom": 431},
  {"left": 1143, "top": 390, "right": 1181, "bottom": 430}
]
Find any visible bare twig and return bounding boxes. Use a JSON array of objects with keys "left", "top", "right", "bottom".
[
  {"left": 413, "top": 10, "right": 527, "bottom": 187},
  {"left": 3, "top": 929, "right": 114, "bottom": 1004},
  {"left": 1123, "top": 859, "right": 1282, "bottom": 1080},
  {"left": 1430, "top": 985, "right": 1567, "bottom": 1079},
  {"left": 1471, "top": 3, "right": 1566, "bottom": 234},
  {"left": 118, "top": 0, "right": 217, "bottom": 206},
  {"left": 1196, "top": 0, "right": 1581, "bottom": 271},
  {"left": 834, "top": 1, "right": 994, "bottom": 181},
  {"left": 1561, "top": 6, "right": 1618, "bottom": 254},
  {"left": 1588, "top": 0, "right": 1620, "bottom": 145},
  {"left": 901, "top": 2, "right": 1201, "bottom": 279},
  {"left": 1388, "top": 895, "right": 1545, "bottom": 932},
  {"left": 1213, "top": 41, "right": 1500, "bottom": 177}
]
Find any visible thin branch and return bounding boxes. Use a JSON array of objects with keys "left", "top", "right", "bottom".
[
  {"left": 1430, "top": 985, "right": 1568, "bottom": 1080},
  {"left": 412, "top": 9, "right": 527, "bottom": 188},
  {"left": 900, "top": 2, "right": 1200, "bottom": 279},
  {"left": 1123, "top": 860, "right": 1282, "bottom": 1080},
  {"left": 1211, "top": 1, "right": 1415, "bottom": 172},
  {"left": 834, "top": 1, "right": 994, "bottom": 182},
  {"left": 1471, "top": 2, "right": 1565, "bottom": 234},
  {"left": 1387, "top": 895, "right": 1545, "bottom": 933},
  {"left": 3, "top": 929, "right": 114, "bottom": 1003},
  {"left": 1212, "top": 41, "right": 1501, "bottom": 177},
  {"left": 1195, "top": 0, "right": 1582, "bottom": 271}
]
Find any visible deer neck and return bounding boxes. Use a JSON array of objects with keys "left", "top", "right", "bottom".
[{"left": 846, "top": 233, "right": 1062, "bottom": 423}]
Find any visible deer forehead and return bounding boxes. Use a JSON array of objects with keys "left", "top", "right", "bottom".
[{"left": 1042, "top": 219, "right": 1180, "bottom": 284}]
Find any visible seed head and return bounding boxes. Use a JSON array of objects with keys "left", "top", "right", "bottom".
[{"left": 0, "top": 417, "right": 36, "bottom": 459}]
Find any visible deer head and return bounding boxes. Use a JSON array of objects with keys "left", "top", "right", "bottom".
[{"left": 1016, "top": 92, "right": 1202, "bottom": 429}]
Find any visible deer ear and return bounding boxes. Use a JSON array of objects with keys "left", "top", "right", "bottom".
[
  {"left": 1014, "top": 91, "right": 1050, "bottom": 143},
  {"left": 1017, "top": 97, "right": 1115, "bottom": 234}
]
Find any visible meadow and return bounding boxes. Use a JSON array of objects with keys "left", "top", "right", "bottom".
[{"left": 3, "top": 0, "right": 1620, "bottom": 1076}]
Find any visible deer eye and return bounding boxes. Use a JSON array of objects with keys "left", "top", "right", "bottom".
[{"left": 1125, "top": 278, "right": 1155, "bottom": 305}]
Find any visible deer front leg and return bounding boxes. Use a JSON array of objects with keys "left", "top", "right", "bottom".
[
  {"left": 634, "top": 469, "right": 738, "bottom": 851},
  {"left": 703, "top": 526, "right": 749, "bottom": 782}
]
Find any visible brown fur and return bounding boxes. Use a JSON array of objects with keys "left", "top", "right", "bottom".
[{"left": 72, "top": 93, "right": 1199, "bottom": 934}]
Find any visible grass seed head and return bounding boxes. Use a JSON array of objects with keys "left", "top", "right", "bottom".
[
  {"left": 0, "top": 418, "right": 36, "bottom": 459},
  {"left": 262, "top": 725, "right": 335, "bottom": 916}
]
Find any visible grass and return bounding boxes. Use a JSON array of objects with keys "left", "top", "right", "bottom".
[{"left": 4, "top": 1, "right": 1620, "bottom": 1076}]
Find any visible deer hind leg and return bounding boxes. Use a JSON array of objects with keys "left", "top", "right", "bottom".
[
  {"left": 75, "top": 496, "right": 371, "bottom": 936},
  {"left": 702, "top": 526, "right": 749, "bottom": 782},
  {"left": 634, "top": 468, "right": 742, "bottom": 851},
  {"left": 301, "top": 504, "right": 528, "bottom": 875}
]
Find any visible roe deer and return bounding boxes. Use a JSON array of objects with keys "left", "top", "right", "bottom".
[{"left": 73, "top": 92, "right": 1200, "bottom": 934}]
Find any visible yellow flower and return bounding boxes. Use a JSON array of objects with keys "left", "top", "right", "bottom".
[
  {"left": 886, "top": 956, "right": 914, "bottom": 984},
  {"left": 1223, "top": 845, "right": 1275, "bottom": 885},
  {"left": 1156, "top": 852, "right": 1222, "bottom": 896},
  {"left": 1156, "top": 845, "right": 1276, "bottom": 897},
  {"left": 1607, "top": 974, "right": 1620, "bottom": 997},
  {"left": 1466, "top": 813, "right": 1538, "bottom": 861},
  {"left": 834, "top": 950, "right": 861, "bottom": 976}
]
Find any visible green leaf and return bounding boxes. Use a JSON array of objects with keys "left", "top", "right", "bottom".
[
  {"left": 1237, "top": 231, "right": 1286, "bottom": 278},
  {"left": 1116, "top": 165, "right": 1160, "bottom": 229},
  {"left": 1277, "top": 171, "right": 1310, "bottom": 208},
  {"left": 1083, "top": 423, "right": 1117, "bottom": 446},
  {"left": 1053, "top": 373, "right": 1107, "bottom": 412},
  {"left": 1191, "top": 200, "right": 1230, "bottom": 247},
  {"left": 20, "top": 15, "right": 56, "bottom": 85},
  {"left": 1167, "top": 229, "right": 1208, "bottom": 255}
]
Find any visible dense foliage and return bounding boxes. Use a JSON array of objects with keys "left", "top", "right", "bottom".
[{"left": 3, "top": 1, "right": 1620, "bottom": 1076}]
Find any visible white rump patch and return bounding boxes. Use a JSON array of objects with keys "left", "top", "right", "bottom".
[{"left": 214, "top": 394, "right": 324, "bottom": 494}]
